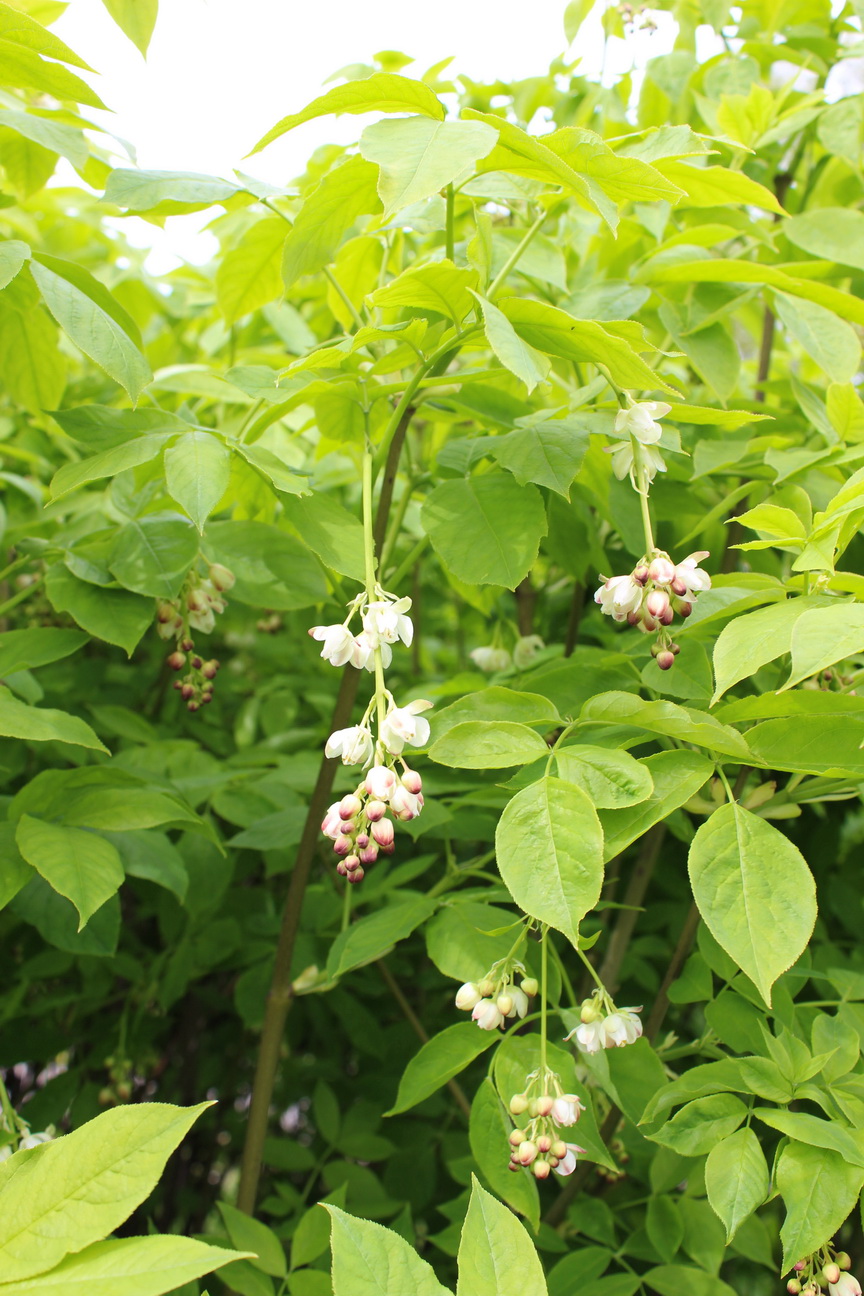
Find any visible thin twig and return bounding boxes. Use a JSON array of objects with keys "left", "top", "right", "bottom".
[{"left": 377, "top": 961, "right": 471, "bottom": 1119}]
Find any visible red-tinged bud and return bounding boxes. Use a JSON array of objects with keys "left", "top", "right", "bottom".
[
  {"left": 359, "top": 845, "right": 379, "bottom": 864},
  {"left": 355, "top": 833, "right": 370, "bottom": 848},
  {"left": 339, "top": 820, "right": 356, "bottom": 835},
  {"left": 646, "top": 590, "right": 669, "bottom": 618},
  {"left": 202, "top": 660, "right": 218, "bottom": 679},
  {"left": 535, "top": 1095, "right": 554, "bottom": 1117},
  {"left": 181, "top": 683, "right": 195, "bottom": 700},
  {"left": 657, "top": 650, "right": 675, "bottom": 671},
  {"left": 787, "top": 1282, "right": 801, "bottom": 1295},
  {"left": 401, "top": 769, "right": 423, "bottom": 794},
  {"left": 642, "top": 615, "right": 657, "bottom": 632},
  {"left": 509, "top": 1095, "right": 529, "bottom": 1116},
  {"left": 676, "top": 600, "right": 692, "bottom": 618},
  {"left": 533, "top": 1159, "right": 551, "bottom": 1179},
  {"left": 172, "top": 680, "right": 183, "bottom": 691},
  {"left": 660, "top": 606, "right": 675, "bottom": 626},
  {"left": 340, "top": 795, "right": 362, "bottom": 819},
  {"left": 344, "top": 855, "right": 361, "bottom": 872},
  {"left": 347, "top": 866, "right": 365, "bottom": 884},
  {"left": 187, "top": 590, "right": 208, "bottom": 613},
  {"left": 509, "top": 1127, "right": 526, "bottom": 1145},
  {"left": 508, "top": 1159, "right": 521, "bottom": 1172},
  {"left": 671, "top": 576, "right": 688, "bottom": 596},
  {"left": 837, "top": 1255, "right": 852, "bottom": 1272},
  {"left": 156, "top": 602, "right": 175, "bottom": 623},
  {"left": 633, "top": 565, "right": 649, "bottom": 585},
  {"left": 648, "top": 556, "right": 675, "bottom": 585},
  {"left": 549, "top": 1156, "right": 559, "bottom": 1168},
  {"left": 187, "top": 700, "right": 199, "bottom": 712},
  {"left": 379, "top": 841, "right": 395, "bottom": 855},
  {"left": 333, "top": 834, "right": 353, "bottom": 856},
  {"left": 794, "top": 1263, "right": 806, "bottom": 1273},
  {"left": 670, "top": 642, "right": 680, "bottom": 655},
  {"left": 517, "top": 1140, "right": 537, "bottom": 1165},
  {"left": 537, "top": 1135, "right": 552, "bottom": 1153},
  {"left": 551, "top": 1139, "right": 568, "bottom": 1158},
  {"left": 627, "top": 610, "right": 641, "bottom": 626},
  {"left": 167, "top": 651, "right": 186, "bottom": 671},
  {"left": 191, "top": 655, "right": 203, "bottom": 669},
  {"left": 209, "top": 563, "right": 235, "bottom": 592},
  {"left": 365, "top": 800, "right": 387, "bottom": 822},
  {"left": 823, "top": 1266, "right": 841, "bottom": 1285},
  {"left": 181, "top": 637, "right": 194, "bottom": 652},
  {"left": 336, "top": 861, "right": 349, "bottom": 876},
  {"left": 201, "top": 693, "right": 213, "bottom": 703},
  {"left": 371, "top": 818, "right": 394, "bottom": 846}
]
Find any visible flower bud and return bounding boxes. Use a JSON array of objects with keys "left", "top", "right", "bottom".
[
  {"left": 509, "top": 1094, "right": 529, "bottom": 1116},
  {"left": 371, "top": 818, "right": 394, "bottom": 847},
  {"left": 823, "top": 1266, "right": 841, "bottom": 1285},
  {"left": 657, "top": 650, "right": 675, "bottom": 671},
  {"left": 340, "top": 795, "right": 362, "bottom": 820},
  {"left": 646, "top": 590, "right": 669, "bottom": 618},
  {"left": 191, "top": 655, "right": 203, "bottom": 669},
  {"left": 647, "top": 556, "right": 675, "bottom": 585},
  {"left": 496, "top": 994, "right": 513, "bottom": 1016},
  {"left": 401, "top": 769, "right": 423, "bottom": 794},
  {"left": 333, "top": 834, "right": 353, "bottom": 856},
  {"left": 181, "top": 683, "right": 195, "bottom": 700},
  {"left": 347, "top": 866, "right": 365, "bottom": 884},
  {"left": 509, "top": 1128, "right": 526, "bottom": 1145},
  {"left": 675, "top": 599, "right": 692, "bottom": 619},
  {"left": 365, "top": 800, "right": 387, "bottom": 822},
  {"left": 344, "top": 855, "right": 361, "bottom": 872},
  {"left": 659, "top": 605, "right": 675, "bottom": 626},
  {"left": 787, "top": 1282, "right": 802, "bottom": 1294},
  {"left": 671, "top": 576, "right": 688, "bottom": 596},
  {"left": 521, "top": 977, "right": 539, "bottom": 997},
  {"left": 478, "top": 979, "right": 495, "bottom": 998},
  {"left": 533, "top": 1159, "right": 551, "bottom": 1179},
  {"left": 508, "top": 1158, "right": 521, "bottom": 1172},
  {"left": 355, "top": 832, "right": 370, "bottom": 848},
  {"left": 534, "top": 1095, "right": 554, "bottom": 1117},
  {"left": 167, "top": 651, "right": 186, "bottom": 671},
  {"left": 794, "top": 1263, "right": 806, "bottom": 1273},
  {"left": 180, "top": 637, "right": 194, "bottom": 652},
  {"left": 202, "top": 660, "right": 219, "bottom": 679},
  {"left": 156, "top": 601, "right": 176, "bottom": 624},
  {"left": 551, "top": 1139, "right": 568, "bottom": 1159},
  {"left": 517, "top": 1140, "right": 537, "bottom": 1165},
  {"left": 187, "top": 700, "right": 199, "bottom": 712},
  {"left": 456, "top": 982, "right": 482, "bottom": 1012},
  {"left": 537, "top": 1135, "right": 552, "bottom": 1153},
  {"left": 187, "top": 589, "right": 209, "bottom": 613},
  {"left": 209, "top": 563, "right": 235, "bottom": 591},
  {"left": 838, "top": 1255, "right": 852, "bottom": 1272},
  {"left": 365, "top": 765, "right": 397, "bottom": 800},
  {"left": 633, "top": 565, "right": 649, "bottom": 585},
  {"left": 359, "top": 845, "right": 379, "bottom": 864},
  {"left": 580, "top": 996, "right": 602, "bottom": 1023},
  {"left": 336, "top": 860, "right": 349, "bottom": 876},
  {"left": 472, "top": 999, "right": 504, "bottom": 1031}
]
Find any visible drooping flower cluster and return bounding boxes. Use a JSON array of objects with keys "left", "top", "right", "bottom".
[
  {"left": 788, "top": 1248, "right": 859, "bottom": 1296},
  {"left": 321, "top": 764, "right": 424, "bottom": 885},
  {"left": 455, "top": 960, "right": 538, "bottom": 1032},
  {"left": 506, "top": 1067, "right": 586, "bottom": 1179},
  {"left": 566, "top": 989, "right": 643, "bottom": 1054},
  {"left": 607, "top": 399, "right": 672, "bottom": 487},
  {"left": 157, "top": 563, "right": 233, "bottom": 711},
  {"left": 470, "top": 634, "right": 545, "bottom": 674},
  {"left": 595, "top": 550, "right": 711, "bottom": 670},
  {"left": 312, "top": 585, "right": 431, "bottom": 883}
]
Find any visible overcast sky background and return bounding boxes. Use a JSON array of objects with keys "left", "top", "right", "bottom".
[{"left": 49, "top": 0, "right": 677, "bottom": 269}]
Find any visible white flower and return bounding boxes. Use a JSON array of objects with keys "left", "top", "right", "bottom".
[
  {"left": 363, "top": 597, "right": 413, "bottom": 647},
  {"left": 189, "top": 606, "right": 216, "bottom": 634},
  {"left": 325, "top": 725, "right": 374, "bottom": 766},
  {"left": 551, "top": 1094, "right": 585, "bottom": 1127},
  {"left": 380, "top": 699, "right": 433, "bottom": 754},
  {"left": 830, "top": 1276, "right": 862, "bottom": 1296},
  {"left": 569, "top": 1019, "right": 606, "bottom": 1053},
  {"left": 674, "top": 551, "right": 711, "bottom": 596},
  {"left": 513, "top": 635, "right": 544, "bottom": 670},
  {"left": 594, "top": 574, "right": 643, "bottom": 622},
  {"left": 19, "top": 1130, "right": 53, "bottom": 1150},
  {"left": 472, "top": 999, "right": 504, "bottom": 1030},
  {"left": 353, "top": 630, "right": 391, "bottom": 671},
  {"left": 553, "top": 1142, "right": 586, "bottom": 1177},
  {"left": 390, "top": 784, "right": 424, "bottom": 821},
  {"left": 470, "top": 646, "right": 512, "bottom": 673},
  {"left": 365, "top": 765, "right": 397, "bottom": 801},
  {"left": 309, "top": 623, "right": 357, "bottom": 667},
  {"left": 615, "top": 1007, "right": 643, "bottom": 1045},
  {"left": 321, "top": 802, "right": 343, "bottom": 839},
  {"left": 456, "top": 982, "right": 482, "bottom": 1011},
  {"left": 505, "top": 986, "right": 529, "bottom": 1019},
  {"left": 614, "top": 400, "right": 671, "bottom": 445},
  {"left": 608, "top": 440, "right": 667, "bottom": 487}
]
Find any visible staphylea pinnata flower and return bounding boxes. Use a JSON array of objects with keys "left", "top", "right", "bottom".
[
  {"left": 380, "top": 699, "right": 433, "bottom": 755},
  {"left": 470, "top": 645, "right": 512, "bottom": 673},
  {"left": 506, "top": 1066, "right": 587, "bottom": 1179}
]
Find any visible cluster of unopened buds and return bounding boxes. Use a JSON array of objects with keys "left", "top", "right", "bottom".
[
  {"left": 506, "top": 1068, "right": 586, "bottom": 1179},
  {"left": 788, "top": 1250, "right": 859, "bottom": 1296},
  {"left": 157, "top": 563, "right": 234, "bottom": 710},
  {"left": 0, "top": 1121, "right": 54, "bottom": 1162},
  {"left": 566, "top": 989, "right": 643, "bottom": 1054},
  {"left": 321, "top": 762, "right": 424, "bottom": 885},
  {"left": 595, "top": 549, "right": 711, "bottom": 669},
  {"left": 309, "top": 589, "right": 413, "bottom": 671},
  {"left": 470, "top": 635, "right": 545, "bottom": 674},
  {"left": 455, "top": 962, "right": 538, "bottom": 1031}
]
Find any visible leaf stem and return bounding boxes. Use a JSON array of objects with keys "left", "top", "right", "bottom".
[
  {"left": 487, "top": 208, "right": 546, "bottom": 299},
  {"left": 540, "top": 926, "right": 549, "bottom": 1089},
  {"left": 445, "top": 183, "right": 455, "bottom": 261}
]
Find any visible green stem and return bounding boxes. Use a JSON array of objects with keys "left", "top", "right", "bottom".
[
  {"left": 384, "top": 534, "right": 429, "bottom": 589},
  {"left": 324, "top": 265, "right": 366, "bottom": 331},
  {"left": 487, "top": 209, "right": 547, "bottom": 299},
  {"left": 635, "top": 447, "right": 656, "bottom": 554},
  {"left": 0, "top": 1073, "right": 21, "bottom": 1140},
  {"left": 362, "top": 448, "right": 388, "bottom": 736},
  {"left": 540, "top": 927, "right": 549, "bottom": 1089},
  {"left": 0, "top": 574, "right": 43, "bottom": 620},
  {"left": 341, "top": 880, "right": 352, "bottom": 932},
  {"left": 445, "top": 184, "right": 455, "bottom": 261},
  {"left": 575, "top": 941, "right": 606, "bottom": 995}
]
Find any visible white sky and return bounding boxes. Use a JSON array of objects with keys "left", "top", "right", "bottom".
[{"left": 51, "top": 0, "right": 677, "bottom": 269}]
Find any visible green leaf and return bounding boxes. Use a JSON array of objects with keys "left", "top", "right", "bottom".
[
  {"left": 687, "top": 803, "right": 817, "bottom": 1006},
  {"left": 643, "top": 1266, "right": 737, "bottom": 1296},
  {"left": 429, "top": 720, "right": 549, "bottom": 768},
  {"left": 202, "top": 521, "right": 326, "bottom": 611},
  {"left": 0, "top": 686, "right": 107, "bottom": 752},
  {"left": 646, "top": 1197, "right": 683, "bottom": 1263},
  {"left": 11, "top": 878, "right": 119, "bottom": 956},
  {"left": 325, "top": 1203, "right": 451, "bottom": 1296},
  {"left": 653, "top": 1094, "right": 748, "bottom": 1156},
  {"left": 456, "top": 1175, "right": 547, "bottom": 1296},
  {"left": 0, "top": 1, "right": 93, "bottom": 70},
  {"left": 0, "top": 108, "right": 83, "bottom": 168},
  {"left": 0, "top": 626, "right": 86, "bottom": 675},
  {"left": 107, "top": 830, "right": 188, "bottom": 901},
  {"left": 218, "top": 1203, "right": 286, "bottom": 1278},
  {"left": 468, "top": 1080, "right": 540, "bottom": 1230},
  {"left": 217, "top": 217, "right": 286, "bottom": 325},
  {"left": 31, "top": 260, "right": 151, "bottom": 402},
  {"left": 426, "top": 902, "right": 525, "bottom": 983},
  {"left": 752, "top": 1109, "right": 864, "bottom": 1166},
  {"left": 109, "top": 517, "right": 198, "bottom": 600},
  {"left": 282, "top": 156, "right": 381, "bottom": 288},
  {"left": 360, "top": 116, "right": 497, "bottom": 217},
  {"left": 0, "top": 38, "right": 106, "bottom": 108},
  {"left": 555, "top": 746, "right": 654, "bottom": 809},
  {"left": 421, "top": 475, "right": 547, "bottom": 589},
  {"left": 777, "top": 1142, "right": 864, "bottom": 1273},
  {"left": 487, "top": 416, "right": 589, "bottom": 496},
  {"left": 580, "top": 692, "right": 752, "bottom": 761},
  {"left": 746, "top": 715, "right": 864, "bottom": 776},
  {"left": 432, "top": 688, "right": 561, "bottom": 741},
  {"left": 784, "top": 207, "right": 864, "bottom": 273},
  {"left": 252, "top": 73, "right": 445, "bottom": 153},
  {"left": 103, "top": 168, "right": 240, "bottom": 215},
  {"left": 471, "top": 290, "right": 550, "bottom": 394},
  {"left": 712, "top": 595, "right": 832, "bottom": 702},
  {"left": 782, "top": 602, "right": 864, "bottom": 690},
  {"left": 773, "top": 291, "right": 861, "bottom": 383},
  {"left": 281, "top": 492, "right": 366, "bottom": 580},
  {"left": 370, "top": 258, "right": 479, "bottom": 322},
  {"left": 0, "top": 235, "right": 28, "bottom": 287},
  {"left": 386, "top": 1022, "right": 498, "bottom": 1116},
  {"left": 327, "top": 895, "right": 437, "bottom": 980},
  {"left": 0, "top": 297, "right": 65, "bottom": 414},
  {"left": 495, "top": 776, "right": 604, "bottom": 944},
  {"left": 164, "top": 431, "right": 231, "bottom": 531},
  {"left": 600, "top": 751, "right": 714, "bottom": 859},
  {"left": 705, "top": 1129, "right": 770, "bottom": 1242},
  {"left": 0, "top": 1101, "right": 211, "bottom": 1282},
  {"left": 45, "top": 566, "right": 152, "bottom": 656},
  {"left": 100, "top": 0, "right": 158, "bottom": 56},
  {"left": 500, "top": 298, "right": 671, "bottom": 392},
  {"left": 655, "top": 161, "right": 785, "bottom": 213},
  {"left": 49, "top": 433, "right": 172, "bottom": 499},
  {"left": 0, "top": 1235, "right": 251, "bottom": 1295},
  {"left": 16, "top": 814, "right": 123, "bottom": 928}
]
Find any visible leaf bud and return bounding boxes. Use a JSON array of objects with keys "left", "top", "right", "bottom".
[
  {"left": 509, "top": 1094, "right": 529, "bottom": 1116},
  {"left": 520, "top": 977, "right": 539, "bottom": 997},
  {"left": 532, "top": 1158, "right": 551, "bottom": 1179}
]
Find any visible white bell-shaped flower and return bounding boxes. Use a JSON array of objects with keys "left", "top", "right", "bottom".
[
  {"left": 614, "top": 400, "right": 671, "bottom": 445},
  {"left": 380, "top": 699, "right": 432, "bottom": 755},
  {"left": 324, "top": 726, "right": 374, "bottom": 766}
]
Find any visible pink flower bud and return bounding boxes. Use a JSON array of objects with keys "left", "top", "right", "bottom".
[
  {"left": 647, "top": 556, "right": 675, "bottom": 585},
  {"left": 675, "top": 599, "right": 692, "bottom": 619},
  {"left": 401, "top": 768, "right": 423, "bottom": 794},
  {"left": 355, "top": 833, "right": 370, "bottom": 848},
  {"left": 534, "top": 1095, "right": 554, "bottom": 1116},
  {"left": 657, "top": 650, "right": 675, "bottom": 671},
  {"left": 371, "top": 818, "right": 395, "bottom": 846},
  {"left": 823, "top": 1266, "right": 841, "bottom": 1285},
  {"left": 642, "top": 615, "right": 657, "bottom": 632},
  {"left": 365, "top": 800, "right": 387, "bottom": 822},
  {"left": 645, "top": 590, "right": 669, "bottom": 618},
  {"left": 344, "top": 855, "right": 361, "bottom": 872},
  {"left": 336, "top": 861, "right": 349, "bottom": 876},
  {"left": 359, "top": 844, "right": 379, "bottom": 864},
  {"left": 537, "top": 1135, "right": 552, "bottom": 1153},
  {"left": 340, "top": 794, "right": 362, "bottom": 819},
  {"left": 347, "top": 866, "right": 365, "bottom": 884},
  {"left": 633, "top": 565, "right": 649, "bottom": 585},
  {"left": 333, "top": 834, "right": 353, "bottom": 856},
  {"left": 627, "top": 610, "right": 642, "bottom": 626},
  {"left": 365, "top": 765, "right": 397, "bottom": 800},
  {"left": 794, "top": 1263, "right": 806, "bottom": 1273},
  {"left": 167, "top": 651, "right": 186, "bottom": 671},
  {"left": 379, "top": 841, "right": 395, "bottom": 855},
  {"left": 517, "top": 1139, "right": 537, "bottom": 1165},
  {"left": 671, "top": 576, "right": 688, "bottom": 596}
]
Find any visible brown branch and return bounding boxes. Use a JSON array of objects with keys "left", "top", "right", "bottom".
[
  {"left": 377, "top": 961, "right": 471, "bottom": 1119},
  {"left": 598, "top": 826, "right": 665, "bottom": 996},
  {"left": 645, "top": 900, "right": 700, "bottom": 1042},
  {"left": 515, "top": 577, "right": 536, "bottom": 636}
]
